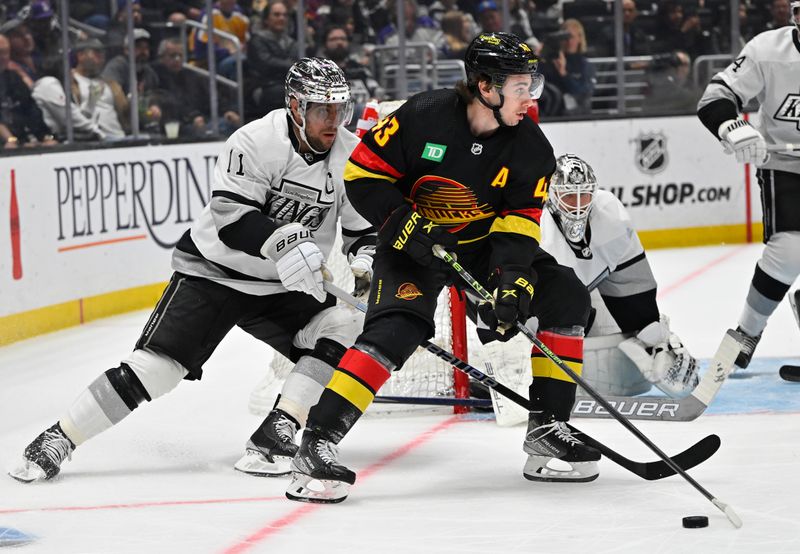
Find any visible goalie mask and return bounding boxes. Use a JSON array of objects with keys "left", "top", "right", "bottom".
[
  {"left": 285, "top": 57, "right": 354, "bottom": 154},
  {"left": 547, "top": 154, "right": 598, "bottom": 242},
  {"left": 793, "top": 1, "right": 800, "bottom": 32}
]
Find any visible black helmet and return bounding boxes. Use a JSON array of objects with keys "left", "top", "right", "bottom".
[{"left": 464, "top": 32, "right": 539, "bottom": 86}]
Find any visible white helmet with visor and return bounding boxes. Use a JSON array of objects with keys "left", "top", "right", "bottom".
[{"left": 547, "top": 154, "right": 598, "bottom": 242}]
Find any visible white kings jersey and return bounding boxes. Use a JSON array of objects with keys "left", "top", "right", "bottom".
[
  {"left": 540, "top": 190, "right": 656, "bottom": 301},
  {"left": 698, "top": 26, "right": 800, "bottom": 174},
  {"left": 172, "top": 109, "right": 374, "bottom": 296}
]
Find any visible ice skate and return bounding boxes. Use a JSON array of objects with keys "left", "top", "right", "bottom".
[
  {"left": 234, "top": 409, "right": 299, "bottom": 477},
  {"left": 9, "top": 423, "right": 75, "bottom": 483},
  {"left": 285, "top": 429, "right": 355, "bottom": 504},
  {"left": 734, "top": 326, "right": 761, "bottom": 369},
  {"left": 523, "top": 412, "right": 600, "bottom": 482}
]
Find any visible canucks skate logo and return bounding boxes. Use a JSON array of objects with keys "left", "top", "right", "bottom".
[
  {"left": 632, "top": 132, "right": 668, "bottom": 175},
  {"left": 774, "top": 92, "right": 800, "bottom": 130}
]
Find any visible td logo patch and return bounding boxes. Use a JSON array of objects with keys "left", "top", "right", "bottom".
[{"left": 422, "top": 143, "right": 447, "bottom": 162}]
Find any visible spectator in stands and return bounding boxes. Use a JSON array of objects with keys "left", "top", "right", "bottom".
[
  {"left": 600, "top": 0, "right": 653, "bottom": 56},
  {"left": 102, "top": 28, "right": 162, "bottom": 134},
  {"left": 645, "top": 50, "right": 699, "bottom": 114},
  {"left": 23, "top": 1, "right": 66, "bottom": 79},
  {"left": 439, "top": 10, "right": 471, "bottom": 60},
  {"left": 246, "top": 1, "right": 297, "bottom": 118},
  {"left": 105, "top": 0, "right": 147, "bottom": 60},
  {"left": 379, "top": 0, "right": 440, "bottom": 46},
  {"left": 0, "top": 33, "right": 56, "bottom": 148},
  {"left": 654, "top": 2, "right": 715, "bottom": 60},
  {"left": 315, "top": 0, "right": 377, "bottom": 50},
  {"left": 476, "top": 0, "right": 502, "bottom": 34},
  {"left": 508, "top": 0, "right": 535, "bottom": 42},
  {"left": 191, "top": 0, "right": 249, "bottom": 79},
  {"left": 32, "top": 38, "right": 126, "bottom": 141},
  {"left": 1, "top": 19, "right": 37, "bottom": 89},
  {"left": 152, "top": 38, "right": 241, "bottom": 136},
  {"left": 320, "top": 25, "right": 383, "bottom": 105},
  {"left": 765, "top": 0, "right": 792, "bottom": 31},
  {"left": 553, "top": 18, "right": 595, "bottom": 115}
]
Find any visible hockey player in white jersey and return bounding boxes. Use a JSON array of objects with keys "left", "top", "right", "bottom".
[
  {"left": 537, "top": 154, "right": 699, "bottom": 397},
  {"left": 9, "top": 58, "right": 376, "bottom": 483},
  {"left": 697, "top": 5, "right": 800, "bottom": 369}
]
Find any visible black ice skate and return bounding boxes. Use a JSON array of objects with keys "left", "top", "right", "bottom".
[
  {"left": 234, "top": 409, "right": 299, "bottom": 477},
  {"left": 8, "top": 423, "right": 75, "bottom": 483},
  {"left": 734, "top": 326, "right": 762, "bottom": 369},
  {"left": 522, "top": 412, "right": 600, "bottom": 482},
  {"left": 285, "top": 429, "right": 355, "bottom": 504}
]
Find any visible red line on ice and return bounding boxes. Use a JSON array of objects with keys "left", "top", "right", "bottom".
[
  {"left": 221, "top": 415, "right": 464, "bottom": 554},
  {"left": 657, "top": 245, "right": 748, "bottom": 299}
]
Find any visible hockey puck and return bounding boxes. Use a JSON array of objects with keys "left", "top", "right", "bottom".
[{"left": 682, "top": 516, "right": 709, "bottom": 528}]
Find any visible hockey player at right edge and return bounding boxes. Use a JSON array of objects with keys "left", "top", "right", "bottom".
[
  {"left": 697, "top": 3, "right": 800, "bottom": 370},
  {"left": 536, "top": 154, "right": 699, "bottom": 398}
]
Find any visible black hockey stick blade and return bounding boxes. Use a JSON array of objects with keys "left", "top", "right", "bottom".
[{"left": 779, "top": 365, "right": 800, "bottom": 382}]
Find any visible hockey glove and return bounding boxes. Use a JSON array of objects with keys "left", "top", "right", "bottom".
[
  {"left": 618, "top": 315, "right": 699, "bottom": 398},
  {"left": 262, "top": 223, "right": 326, "bottom": 302},
  {"left": 477, "top": 267, "right": 535, "bottom": 341},
  {"left": 381, "top": 204, "right": 457, "bottom": 268},
  {"left": 348, "top": 244, "right": 375, "bottom": 299},
  {"left": 718, "top": 119, "right": 769, "bottom": 166}
]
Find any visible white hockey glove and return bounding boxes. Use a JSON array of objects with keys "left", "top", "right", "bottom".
[
  {"left": 617, "top": 315, "right": 699, "bottom": 398},
  {"left": 348, "top": 244, "right": 375, "bottom": 299},
  {"left": 262, "top": 223, "right": 326, "bottom": 302},
  {"left": 718, "top": 119, "right": 769, "bottom": 166}
]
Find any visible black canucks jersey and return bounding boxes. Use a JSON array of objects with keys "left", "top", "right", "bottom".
[{"left": 344, "top": 89, "right": 556, "bottom": 271}]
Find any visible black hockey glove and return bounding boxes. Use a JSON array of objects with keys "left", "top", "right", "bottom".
[
  {"left": 380, "top": 204, "right": 457, "bottom": 267},
  {"left": 477, "top": 266, "right": 536, "bottom": 342}
]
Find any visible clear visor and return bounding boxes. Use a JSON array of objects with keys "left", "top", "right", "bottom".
[
  {"left": 304, "top": 100, "right": 354, "bottom": 127},
  {"left": 499, "top": 73, "right": 546, "bottom": 101}
]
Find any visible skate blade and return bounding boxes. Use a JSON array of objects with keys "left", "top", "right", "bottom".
[
  {"left": 285, "top": 472, "right": 350, "bottom": 504},
  {"left": 523, "top": 456, "right": 599, "bottom": 483},
  {"left": 233, "top": 450, "right": 292, "bottom": 477},
  {"left": 7, "top": 460, "right": 47, "bottom": 483}
]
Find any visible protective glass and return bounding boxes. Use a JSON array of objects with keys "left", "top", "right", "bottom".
[
  {"left": 499, "top": 73, "right": 545, "bottom": 101},
  {"left": 304, "top": 101, "right": 354, "bottom": 127}
]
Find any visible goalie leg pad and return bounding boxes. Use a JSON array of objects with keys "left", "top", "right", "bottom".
[{"left": 582, "top": 333, "right": 650, "bottom": 396}]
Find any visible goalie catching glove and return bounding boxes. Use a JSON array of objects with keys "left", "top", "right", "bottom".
[
  {"left": 617, "top": 315, "right": 699, "bottom": 398},
  {"left": 718, "top": 119, "right": 769, "bottom": 166},
  {"left": 262, "top": 223, "right": 326, "bottom": 302},
  {"left": 380, "top": 204, "right": 457, "bottom": 269},
  {"left": 476, "top": 267, "right": 536, "bottom": 343}
]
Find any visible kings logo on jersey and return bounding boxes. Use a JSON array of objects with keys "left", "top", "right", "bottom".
[
  {"left": 265, "top": 177, "right": 334, "bottom": 231},
  {"left": 774, "top": 92, "right": 800, "bottom": 131},
  {"left": 632, "top": 132, "right": 668, "bottom": 175},
  {"left": 409, "top": 176, "right": 495, "bottom": 231}
]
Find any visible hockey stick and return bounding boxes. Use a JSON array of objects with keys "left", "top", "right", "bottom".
[
  {"left": 571, "top": 329, "right": 741, "bottom": 421},
  {"left": 767, "top": 143, "right": 800, "bottom": 153},
  {"left": 432, "top": 245, "right": 743, "bottom": 528},
  {"left": 779, "top": 291, "right": 800, "bottom": 382},
  {"left": 323, "top": 280, "right": 721, "bottom": 482}
]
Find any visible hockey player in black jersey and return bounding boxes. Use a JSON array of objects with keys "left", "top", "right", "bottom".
[
  {"left": 285, "top": 33, "right": 600, "bottom": 504},
  {"left": 9, "top": 59, "right": 377, "bottom": 483}
]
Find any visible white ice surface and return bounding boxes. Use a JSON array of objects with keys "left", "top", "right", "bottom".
[{"left": 1, "top": 243, "right": 799, "bottom": 553}]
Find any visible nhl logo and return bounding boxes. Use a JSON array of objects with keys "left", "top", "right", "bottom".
[
  {"left": 774, "top": 92, "right": 800, "bottom": 131},
  {"left": 471, "top": 143, "right": 483, "bottom": 155},
  {"left": 633, "top": 132, "right": 668, "bottom": 174}
]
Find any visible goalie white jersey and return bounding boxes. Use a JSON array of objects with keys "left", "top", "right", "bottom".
[
  {"left": 698, "top": 26, "right": 800, "bottom": 174},
  {"left": 172, "top": 109, "right": 374, "bottom": 295},
  {"left": 540, "top": 190, "right": 656, "bottom": 300}
]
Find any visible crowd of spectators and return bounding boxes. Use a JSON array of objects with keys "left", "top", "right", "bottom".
[{"left": 0, "top": 0, "right": 795, "bottom": 149}]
